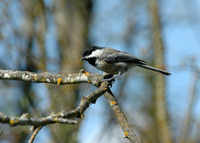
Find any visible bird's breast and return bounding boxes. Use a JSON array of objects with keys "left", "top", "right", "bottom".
[{"left": 95, "top": 59, "right": 130, "bottom": 74}]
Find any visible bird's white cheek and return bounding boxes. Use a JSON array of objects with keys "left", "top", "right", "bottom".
[{"left": 86, "top": 49, "right": 103, "bottom": 59}]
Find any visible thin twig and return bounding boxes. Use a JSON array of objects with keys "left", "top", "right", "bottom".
[
  {"left": 28, "top": 126, "right": 43, "bottom": 143},
  {"left": 103, "top": 89, "right": 142, "bottom": 143},
  {"left": 180, "top": 72, "right": 199, "bottom": 143},
  {"left": 56, "top": 81, "right": 110, "bottom": 119},
  {"left": 0, "top": 112, "right": 77, "bottom": 126}
]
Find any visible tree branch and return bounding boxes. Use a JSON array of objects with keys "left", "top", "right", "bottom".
[
  {"left": 180, "top": 72, "right": 199, "bottom": 143},
  {"left": 103, "top": 89, "right": 142, "bottom": 143},
  {"left": 28, "top": 126, "right": 43, "bottom": 143},
  {"left": 0, "top": 69, "right": 142, "bottom": 143},
  {"left": 0, "top": 69, "right": 103, "bottom": 85},
  {"left": 56, "top": 81, "right": 110, "bottom": 119},
  {"left": 0, "top": 112, "right": 77, "bottom": 126}
]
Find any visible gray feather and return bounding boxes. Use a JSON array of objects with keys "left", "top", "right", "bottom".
[
  {"left": 102, "top": 49, "right": 146, "bottom": 64},
  {"left": 138, "top": 64, "right": 171, "bottom": 76}
]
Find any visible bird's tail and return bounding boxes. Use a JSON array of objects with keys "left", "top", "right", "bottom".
[{"left": 138, "top": 64, "right": 171, "bottom": 76}]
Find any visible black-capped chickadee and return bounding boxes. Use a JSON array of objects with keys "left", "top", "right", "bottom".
[{"left": 81, "top": 46, "right": 171, "bottom": 81}]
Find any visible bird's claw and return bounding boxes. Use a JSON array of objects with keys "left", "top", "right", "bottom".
[
  {"left": 102, "top": 75, "right": 115, "bottom": 88},
  {"left": 101, "top": 79, "right": 114, "bottom": 88}
]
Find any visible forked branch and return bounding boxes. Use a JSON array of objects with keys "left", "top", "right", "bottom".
[{"left": 0, "top": 69, "right": 141, "bottom": 143}]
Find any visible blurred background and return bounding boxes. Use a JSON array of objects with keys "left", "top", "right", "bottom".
[{"left": 0, "top": 0, "right": 200, "bottom": 143}]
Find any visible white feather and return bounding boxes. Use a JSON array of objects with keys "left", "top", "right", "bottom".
[{"left": 86, "top": 49, "right": 103, "bottom": 58}]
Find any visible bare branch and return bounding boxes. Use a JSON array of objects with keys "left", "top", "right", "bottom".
[
  {"left": 55, "top": 81, "right": 110, "bottom": 119},
  {"left": 28, "top": 126, "right": 43, "bottom": 143},
  {"left": 103, "top": 89, "right": 142, "bottom": 143},
  {"left": 0, "top": 69, "right": 108, "bottom": 126},
  {"left": 180, "top": 72, "right": 199, "bottom": 143},
  {"left": 0, "top": 112, "right": 77, "bottom": 126},
  {"left": 0, "top": 69, "right": 103, "bottom": 85},
  {"left": 0, "top": 69, "right": 142, "bottom": 142}
]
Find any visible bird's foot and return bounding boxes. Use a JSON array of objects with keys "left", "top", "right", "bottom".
[{"left": 102, "top": 74, "right": 115, "bottom": 87}]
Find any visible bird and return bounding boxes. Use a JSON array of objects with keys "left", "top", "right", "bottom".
[{"left": 81, "top": 46, "right": 171, "bottom": 81}]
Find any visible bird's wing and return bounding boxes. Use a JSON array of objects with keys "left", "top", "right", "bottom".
[{"left": 102, "top": 50, "right": 146, "bottom": 65}]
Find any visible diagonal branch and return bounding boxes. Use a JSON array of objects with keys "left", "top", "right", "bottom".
[
  {"left": 0, "top": 69, "right": 142, "bottom": 143},
  {"left": 103, "top": 89, "right": 142, "bottom": 143},
  {"left": 28, "top": 126, "right": 43, "bottom": 143},
  {"left": 180, "top": 72, "right": 199, "bottom": 143},
  {"left": 0, "top": 80, "right": 110, "bottom": 126},
  {"left": 55, "top": 81, "right": 110, "bottom": 119}
]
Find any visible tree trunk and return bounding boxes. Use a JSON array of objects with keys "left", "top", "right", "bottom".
[{"left": 149, "top": 1, "right": 172, "bottom": 143}]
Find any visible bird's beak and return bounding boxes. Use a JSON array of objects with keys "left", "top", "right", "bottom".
[{"left": 80, "top": 57, "right": 86, "bottom": 61}]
